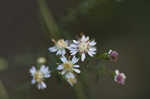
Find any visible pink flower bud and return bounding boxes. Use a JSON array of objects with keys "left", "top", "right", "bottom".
[
  {"left": 108, "top": 49, "right": 119, "bottom": 62},
  {"left": 114, "top": 70, "right": 126, "bottom": 85}
]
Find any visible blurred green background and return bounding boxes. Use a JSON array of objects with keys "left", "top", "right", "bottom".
[{"left": 0, "top": 0, "right": 150, "bottom": 99}]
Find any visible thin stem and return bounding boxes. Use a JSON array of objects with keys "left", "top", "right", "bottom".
[
  {"left": 37, "top": 0, "right": 60, "bottom": 39},
  {"left": 74, "top": 81, "right": 87, "bottom": 99}
]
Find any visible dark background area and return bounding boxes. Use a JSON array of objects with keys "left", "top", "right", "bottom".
[{"left": 0, "top": 0, "right": 150, "bottom": 99}]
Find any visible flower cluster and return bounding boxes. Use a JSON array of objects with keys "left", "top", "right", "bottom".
[
  {"left": 48, "top": 35, "right": 97, "bottom": 86},
  {"left": 29, "top": 34, "right": 127, "bottom": 90}
]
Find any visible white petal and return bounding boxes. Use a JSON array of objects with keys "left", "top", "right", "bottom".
[
  {"left": 61, "top": 49, "right": 66, "bottom": 56},
  {"left": 70, "top": 44, "right": 78, "bottom": 48},
  {"left": 44, "top": 74, "right": 51, "bottom": 78},
  {"left": 81, "top": 53, "right": 86, "bottom": 61},
  {"left": 85, "top": 36, "right": 89, "bottom": 41},
  {"left": 48, "top": 46, "right": 57, "bottom": 52},
  {"left": 72, "top": 56, "right": 79, "bottom": 64},
  {"left": 108, "top": 49, "right": 112, "bottom": 54},
  {"left": 81, "top": 35, "right": 86, "bottom": 41},
  {"left": 37, "top": 82, "right": 47, "bottom": 90},
  {"left": 71, "top": 51, "right": 78, "bottom": 55},
  {"left": 115, "top": 70, "right": 119, "bottom": 75},
  {"left": 68, "top": 82, "right": 73, "bottom": 87},
  {"left": 88, "top": 51, "right": 96, "bottom": 57},
  {"left": 37, "top": 83, "right": 42, "bottom": 89},
  {"left": 65, "top": 40, "right": 69, "bottom": 45},
  {"left": 73, "top": 40, "right": 79, "bottom": 44},
  {"left": 40, "top": 65, "right": 46, "bottom": 73},
  {"left": 88, "top": 51, "right": 94, "bottom": 57},
  {"left": 68, "top": 47, "right": 77, "bottom": 51},
  {"left": 30, "top": 66, "right": 36, "bottom": 76},
  {"left": 41, "top": 82, "right": 47, "bottom": 89},
  {"left": 31, "top": 79, "right": 36, "bottom": 84},
  {"left": 121, "top": 73, "right": 126, "bottom": 79},
  {"left": 89, "top": 41, "right": 96, "bottom": 46},
  {"left": 56, "top": 49, "right": 62, "bottom": 55},
  {"left": 73, "top": 69, "right": 80, "bottom": 74},
  {"left": 89, "top": 47, "right": 96, "bottom": 52},
  {"left": 40, "top": 65, "right": 50, "bottom": 77},
  {"left": 88, "top": 50, "right": 96, "bottom": 56},
  {"left": 65, "top": 72, "right": 75, "bottom": 79},
  {"left": 73, "top": 65, "right": 80, "bottom": 68},
  {"left": 60, "top": 56, "right": 67, "bottom": 63},
  {"left": 57, "top": 65, "right": 64, "bottom": 70},
  {"left": 61, "top": 70, "right": 66, "bottom": 75},
  {"left": 114, "top": 75, "right": 118, "bottom": 82}
]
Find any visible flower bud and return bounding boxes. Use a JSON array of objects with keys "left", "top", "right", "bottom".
[
  {"left": 108, "top": 49, "right": 119, "bottom": 62},
  {"left": 37, "top": 57, "right": 47, "bottom": 64},
  {"left": 114, "top": 70, "right": 126, "bottom": 85}
]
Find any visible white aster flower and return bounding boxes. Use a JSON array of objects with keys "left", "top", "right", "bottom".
[
  {"left": 29, "top": 65, "right": 51, "bottom": 90},
  {"left": 114, "top": 69, "right": 126, "bottom": 85},
  {"left": 48, "top": 39, "right": 68, "bottom": 56},
  {"left": 65, "top": 72, "right": 77, "bottom": 87},
  {"left": 57, "top": 56, "right": 80, "bottom": 75},
  {"left": 68, "top": 35, "right": 96, "bottom": 61}
]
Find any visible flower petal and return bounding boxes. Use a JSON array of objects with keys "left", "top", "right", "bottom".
[
  {"left": 61, "top": 70, "right": 66, "bottom": 75},
  {"left": 81, "top": 35, "right": 86, "bottom": 41},
  {"left": 89, "top": 47, "right": 96, "bottom": 52},
  {"left": 57, "top": 65, "right": 64, "bottom": 70},
  {"left": 37, "top": 82, "right": 47, "bottom": 90},
  {"left": 73, "top": 69, "right": 80, "bottom": 74},
  {"left": 41, "top": 82, "right": 47, "bottom": 89},
  {"left": 44, "top": 72, "right": 51, "bottom": 78},
  {"left": 73, "top": 40, "right": 79, "bottom": 44},
  {"left": 71, "top": 51, "right": 78, "bottom": 55},
  {"left": 48, "top": 46, "right": 57, "bottom": 52},
  {"left": 61, "top": 49, "right": 66, "bottom": 56},
  {"left": 88, "top": 51, "right": 94, "bottom": 57},
  {"left": 60, "top": 56, "right": 67, "bottom": 63},
  {"left": 73, "top": 65, "right": 80, "bottom": 68},
  {"left": 56, "top": 49, "right": 62, "bottom": 55},
  {"left": 70, "top": 44, "right": 78, "bottom": 48},
  {"left": 31, "top": 79, "right": 36, "bottom": 84},
  {"left": 85, "top": 36, "right": 89, "bottom": 41},
  {"left": 40, "top": 65, "right": 46, "bottom": 73},
  {"left": 81, "top": 53, "right": 86, "bottom": 61},
  {"left": 89, "top": 40, "right": 96, "bottom": 46},
  {"left": 30, "top": 66, "right": 36, "bottom": 76},
  {"left": 115, "top": 70, "right": 119, "bottom": 75},
  {"left": 72, "top": 56, "right": 79, "bottom": 64},
  {"left": 65, "top": 72, "right": 75, "bottom": 79}
]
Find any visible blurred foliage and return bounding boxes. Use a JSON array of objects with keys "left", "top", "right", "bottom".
[
  {"left": 0, "top": 57, "right": 8, "bottom": 71},
  {"left": 61, "top": 0, "right": 110, "bottom": 23},
  {"left": 0, "top": 81, "right": 9, "bottom": 99}
]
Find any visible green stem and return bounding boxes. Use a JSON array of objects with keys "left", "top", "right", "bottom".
[
  {"left": 37, "top": 0, "right": 60, "bottom": 39},
  {"left": 74, "top": 81, "right": 87, "bottom": 99}
]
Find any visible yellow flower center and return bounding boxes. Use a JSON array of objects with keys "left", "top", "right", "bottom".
[
  {"left": 56, "top": 39, "right": 67, "bottom": 49},
  {"left": 34, "top": 71, "right": 44, "bottom": 83},
  {"left": 79, "top": 42, "right": 89, "bottom": 52},
  {"left": 63, "top": 61, "right": 73, "bottom": 71},
  {"left": 68, "top": 77, "right": 77, "bottom": 85}
]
